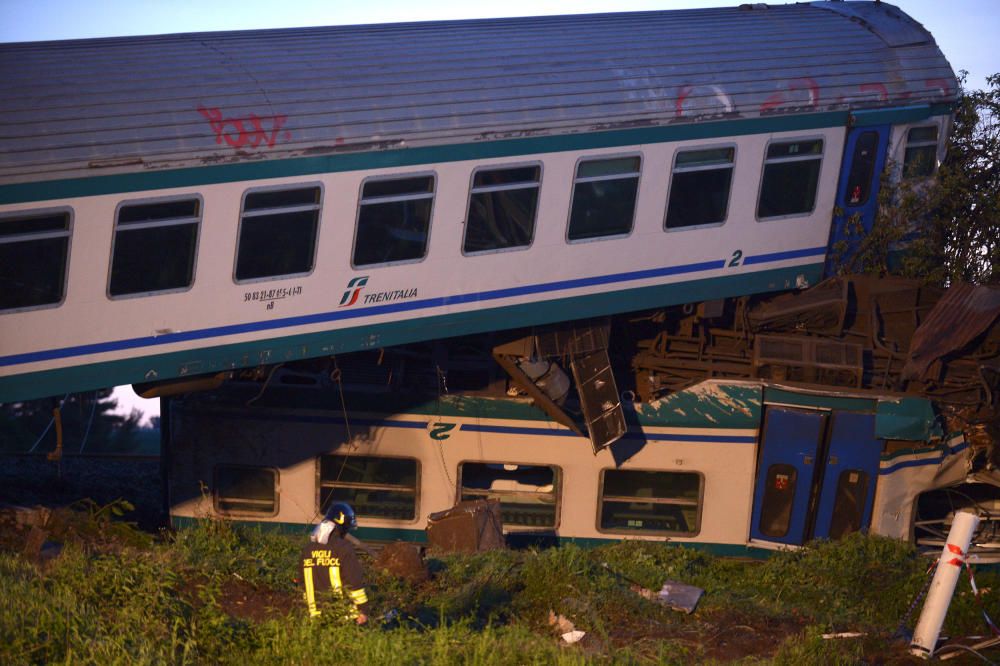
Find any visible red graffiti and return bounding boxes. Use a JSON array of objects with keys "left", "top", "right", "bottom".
[
  {"left": 760, "top": 77, "right": 820, "bottom": 113},
  {"left": 924, "top": 78, "right": 951, "bottom": 97},
  {"left": 675, "top": 84, "right": 694, "bottom": 118},
  {"left": 859, "top": 82, "right": 889, "bottom": 103},
  {"left": 197, "top": 106, "right": 290, "bottom": 149}
]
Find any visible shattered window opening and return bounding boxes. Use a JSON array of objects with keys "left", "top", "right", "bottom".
[
  {"left": 567, "top": 155, "right": 640, "bottom": 241},
  {"left": 214, "top": 465, "right": 278, "bottom": 515},
  {"left": 598, "top": 469, "right": 702, "bottom": 535},
  {"left": 459, "top": 462, "right": 559, "bottom": 528},
  {"left": 319, "top": 455, "right": 418, "bottom": 521}
]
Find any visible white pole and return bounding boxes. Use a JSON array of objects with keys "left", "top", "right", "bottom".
[{"left": 910, "top": 510, "right": 981, "bottom": 659}]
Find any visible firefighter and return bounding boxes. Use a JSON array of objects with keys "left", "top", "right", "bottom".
[{"left": 301, "top": 502, "right": 370, "bottom": 624}]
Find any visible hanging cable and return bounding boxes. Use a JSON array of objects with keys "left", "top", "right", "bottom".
[
  {"left": 246, "top": 363, "right": 282, "bottom": 406},
  {"left": 78, "top": 390, "right": 99, "bottom": 454},
  {"left": 316, "top": 356, "right": 357, "bottom": 525},
  {"left": 27, "top": 393, "right": 69, "bottom": 453},
  {"left": 434, "top": 363, "right": 454, "bottom": 488}
]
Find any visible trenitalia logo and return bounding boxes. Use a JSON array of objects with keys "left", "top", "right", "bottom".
[{"left": 339, "top": 276, "right": 368, "bottom": 307}]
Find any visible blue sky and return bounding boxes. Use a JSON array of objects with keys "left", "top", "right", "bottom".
[
  {"left": 1, "top": 0, "right": 997, "bottom": 90},
  {"left": 1, "top": 0, "right": 995, "bottom": 422}
]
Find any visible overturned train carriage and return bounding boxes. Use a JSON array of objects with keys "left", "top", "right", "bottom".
[
  {"left": 0, "top": 1, "right": 957, "bottom": 407},
  {"left": 166, "top": 277, "right": 1000, "bottom": 558}
]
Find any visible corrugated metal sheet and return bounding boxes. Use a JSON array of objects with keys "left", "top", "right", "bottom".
[
  {"left": 0, "top": 1, "right": 957, "bottom": 183},
  {"left": 903, "top": 283, "right": 1000, "bottom": 382}
]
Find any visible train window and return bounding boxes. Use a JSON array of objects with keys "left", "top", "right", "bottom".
[
  {"left": 598, "top": 469, "right": 701, "bottom": 535},
  {"left": 827, "top": 469, "right": 870, "bottom": 539},
  {"left": 109, "top": 198, "right": 200, "bottom": 297},
  {"left": 903, "top": 126, "right": 939, "bottom": 178},
  {"left": 235, "top": 185, "right": 321, "bottom": 282},
  {"left": 758, "top": 463, "right": 797, "bottom": 537},
  {"left": 757, "top": 139, "right": 823, "bottom": 219},
  {"left": 463, "top": 165, "right": 540, "bottom": 254},
  {"left": 214, "top": 465, "right": 277, "bottom": 515},
  {"left": 0, "top": 210, "right": 71, "bottom": 312},
  {"left": 844, "top": 132, "right": 879, "bottom": 206},
  {"left": 665, "top": 146, "right": 734, "bottom": 229},
  {"left": 319, "top": 455, "right": 418, "bottom": 521},
  {"left": 353, "top": 174, "right": 435, "bottom": 267},
  {"left": 459, "top": 462, "right": 558, "bottom": 528},
  {"left": 567, "top": 156, "right": 640, "bottom": 241}
]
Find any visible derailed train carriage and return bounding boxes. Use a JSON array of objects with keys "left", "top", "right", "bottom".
[
  {"left": 166, "top": 276, "right": 1000, "bottom": 558},
  {"left": 0, "top": 2, "right": 956, "bottom": 404},
  {"left": 3, "top": 2, "right": 998, "bottom": 554}
]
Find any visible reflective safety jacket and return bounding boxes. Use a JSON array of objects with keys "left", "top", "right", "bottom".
[{"left": 300, "top": 534, "right": 370, "bottom": 618}]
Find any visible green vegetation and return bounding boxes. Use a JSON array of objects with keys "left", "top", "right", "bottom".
[
  {"left": 840, "top": 73, "right": 1000, "bottom": 285},
  {"left": 3, "top": 511, "right": 1000, "bottom": 664}
]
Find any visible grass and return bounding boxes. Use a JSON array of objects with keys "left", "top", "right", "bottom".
[{"left": 3, "top": 510, "right": 1000, "bottom": 664}]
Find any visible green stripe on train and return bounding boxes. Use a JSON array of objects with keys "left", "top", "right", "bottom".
[
  {"left": 0, "top": 263, "right": 822, "bottom": 403},
  {"left": 0, "top": 105, "right": 951, "bottom": 205}
]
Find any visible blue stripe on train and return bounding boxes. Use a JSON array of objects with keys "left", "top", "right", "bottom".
[
  {"left": 879, "top": 441, "right": 968, "bottom": 475},
  {"left": 0, "top": 248, "right": 823, "bottom": 368},
  {"left": 462, "top": 423, "right": 755, "bottom": 443}
]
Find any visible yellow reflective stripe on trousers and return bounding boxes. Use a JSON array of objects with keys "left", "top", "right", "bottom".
[{"left": 303, "top": 567, "right": 320, "bottom": 618}]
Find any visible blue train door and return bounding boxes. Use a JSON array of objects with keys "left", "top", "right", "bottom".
[
  {"left": 751, "top": 408, "right": 883, "bottom": 546},
  {"left": 824, "top": 125, "right": 890, "bottom": 277},
  {"left": 750, "top": 407, "right": 826, "bottom": 546},
  {"left": 812, "top": 412, "right": 881, "bottom": 539}
]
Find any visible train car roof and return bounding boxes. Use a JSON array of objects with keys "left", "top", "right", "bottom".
[{"left": 0, "top": 1, "right": 957, "bottom": 185}]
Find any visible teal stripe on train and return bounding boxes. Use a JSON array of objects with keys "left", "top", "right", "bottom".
[
  {"left": 170, "top": 516, "right": 771, "bottom": 559},
  {"left": 0, "top": 105, "right": 951, "bottom": 205},
  {"left": 0, "top": 263, "right": 821, "bottom": 403}
]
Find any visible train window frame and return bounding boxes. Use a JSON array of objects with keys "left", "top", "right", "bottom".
[
  {"left": 350, "top": 171, "right": 437, "bottom": 269},
  {"left": 664, "top": 143, "right": 737, "bottom": 231},
  {"left": 107, "top": 195, "right": 203, "bottom": 300},
  {"left": 565, "top": 153, "right": 642, "bottom": 243},
  {"left": 902, "top": 125, "right": 940, "bottom": 179},
  {"left": 317, "top": 454, "right": 421, "bottom": 524},
  {"left": 233, "top": 182, "right": 323, "bottom": 284},
  {"left": 0, "top": 207, "right": 73, "bottom": 314},
  {"left": 755, "top": 137, "right": 825, "bottom": 222},
  {"left": 456, "top": 460, "right": 561, "bottom": 530},
  {"left": 461, "top": 162, "right": 543, "bottom": 256},
  {"left": 213, "top": 464, "right": 279, "bottom": 517},
  {"left": 596, "top": 468, "right": 704, "bottom": 537}
]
